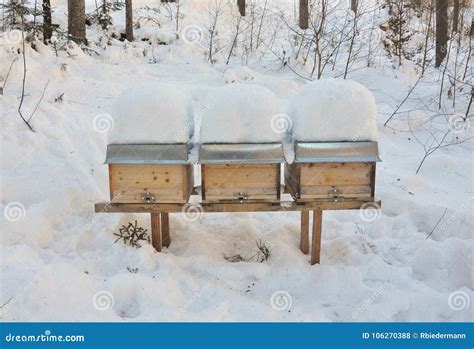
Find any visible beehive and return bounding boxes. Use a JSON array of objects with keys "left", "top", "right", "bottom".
[
  {"left": 105, "top": 144, "right": 193, "bottom": 204},
  {"left": 200, "top": 143, "right": 283, "bottom": 203},
  {"left": 285, "top": 142, "right": 380, "bottom": 201}
]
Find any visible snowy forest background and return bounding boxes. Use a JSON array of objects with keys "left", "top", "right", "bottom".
[{"left": 1, "top": 0, "right": 473, "bottom": 321}]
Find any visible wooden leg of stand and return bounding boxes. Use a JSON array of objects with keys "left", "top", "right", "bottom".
[
  {"left": 311, "top": 210, "right": 322, "bottom": 265},
  {"left": 161, "top": 212, "right": 170, "bottom": 248},
  {"left": 151, "top": 211, "right": 162, "bottom": 252},
  {"left": 300, "top": 211, "right": 309, "bottom": 254}
]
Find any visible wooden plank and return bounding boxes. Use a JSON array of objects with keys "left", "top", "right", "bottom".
[
  {"left": 370, "top": 163, "right": 376, "bottom": 198},
  {"left": 185, "top": 165, "right": 194, "bottom": 201},
  {"left": 201, "top": 165, "right": 206, "bottom": 201},
  {"left": 203, "top": 188, "right": 277, "bottom": 201},
  {"left": 111, "top": 189, "right": 185, "bottom": 203},
  {"left": 284, "top": 163, "right": 300, "bottom": 199},
  {"left": 151, "top": 211, "right": 161, "bottom": 252},
  {"left": 95, "top": 199, "right": 380, "bottom": 213},
  {"left": 204, "top": 165, "right": 279, "bottom": 188},
  {"left": 110, "top": 164, "right": 184, "bottom": 190},
  {"left": 300, "top": 162, "right": 372, "bottom": 186},
  {"left": 202, "top": 199, "right": 281, "bottom": 204},
  {"left": 109, "top": 163, "right": 195, "bottom": 203},
  {"left": 161, "top": 212, "right": 170, "bottom": 248},
  {"left": 300, "top": 211, "right": 309, "bottom": 254},
  {"left": 182, "top": 165, "right": 188, "bottom": 200},
  {"left": 203, "top": 163, "right": 279, "bottom": 201},
  {"left": 300, "top": 185, "right": 372, "bottom": 200},
  {"left": 108, "top": 164, "right": 114, "bottom": 201},
  {"left": 311, "top": 210, "right": 322, "bottom": 265},
  {"left": 276, "top": 164, "right": 282, "bottom": 200}
]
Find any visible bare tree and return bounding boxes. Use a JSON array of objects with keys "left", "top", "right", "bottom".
[
  {"left": 435, "top": 0, "right": 448, "bottom": 67},
  {"left": 175, "top": 0, "right": 180, "bottom": 31},
  {"left": 452, "top": 0, "right": 459, "bottom": 33},
  {"left": 255, "top": 0, "right": 268, "bottom": 49},
  {"left": 344, "top": 4, "right": 360, "bottom": 78},
  {"left": 125, "top": 0, "right": 133, "bottom": 41},
  {"left": 380, "top": 1, "right": 415, "bottom": 67},
  {"left": 351, "top": 0, "right": 358, "bottom": 13},
  {"left": 42, "top": 0, "right": 52, "bottom": 43},
  {"left": 299, "top": 0, "right": 308, "bottom": 29},
  {"left": 411, "top": 0, "right": 422, "bottom": 9},
  {"left": 68, "top": 0, "right": 86, "bottom": 44},
  {"left": 238, "top": 0, "right": 245, "bottom": 16},
  {"left": 226, "top": 14, "right": 242, "bottom": 64},
  {"left": 421, "top": 0, "right": 434, "bottom": 75},
  {"left": 205, "top": 0, "right": 224, "bottom": 64}
]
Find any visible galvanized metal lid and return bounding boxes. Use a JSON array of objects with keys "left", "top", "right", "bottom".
[
  {"left": 105, "top": 144, "right": 190, "bottom": 164},
  {"left": 294, "top": 141, "right": 381, "bottom": 163},
  {"left": 199, "top": 143, "right": 284, "bottom": 164}
]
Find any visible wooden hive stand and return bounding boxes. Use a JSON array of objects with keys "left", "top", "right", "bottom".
[
  {"left": 96, "top": 141, "right": 381, "bottom": 265},
  {"left": 94, "top": 199, "right": 381, "bottom": 265}
]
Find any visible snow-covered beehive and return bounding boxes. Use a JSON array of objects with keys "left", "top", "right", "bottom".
[
  {"left": 199, "top": 84, "right": 284, "bottom": 202},
  {"left": 285, "top": 79, "right": 381, "bottom": 201},
  {"left": 105, "top": 84, "right": 194, "bottom": 203}
]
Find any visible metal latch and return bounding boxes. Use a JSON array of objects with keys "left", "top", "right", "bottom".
[
  {"left": 140, "top": 192, "right": 156, "bottom": 203},
  {"left": 233, "top": 192, "right": 248, "bottom": 203},
  {"left": 328, "top": 188, "right": 343, "bottom": 201}
]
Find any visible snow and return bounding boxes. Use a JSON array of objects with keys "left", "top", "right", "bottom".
[
  {"left": 132, "top": 27, "right": 177, "bottom": 45},
  {"left": 290, "top": 79, "right": 378, "bottom": 142},
  {"left": 1, "top": 0, "right": 472, "bottom": 323},
  {"left": 108, "top": 83, "right": 193, "bottom": 144},
  {"left": 199, "top": 83, "right": 285, "bottom": 144}
]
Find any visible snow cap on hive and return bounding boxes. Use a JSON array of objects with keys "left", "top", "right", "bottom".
[
  {"left": 108, "top": 83, "right": 193, "bottom": 144},
  {"left": 289, "top": 79, "right": 378, "bottom": 142},
  {"left": 199, "top": 83, "right": 286, "bottom": 143}
]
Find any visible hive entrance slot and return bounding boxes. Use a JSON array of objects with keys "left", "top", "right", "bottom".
[
  {"left": 141, "top": 192, "right": 156, "bottom": 203},
  {"left": 233, "top": 192, "right": 248, "bottom": 203},
  {"left": 328, "top": 188, "right": 343, "bottom": 201}
]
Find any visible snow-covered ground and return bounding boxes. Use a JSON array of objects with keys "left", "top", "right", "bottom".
[{"left": 1, "top": 0, "right": 472, "bottom": 322}]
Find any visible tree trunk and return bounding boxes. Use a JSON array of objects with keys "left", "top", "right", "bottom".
[
  {"left": 42, "top": 0, "right": 52, "bottom": 44},
  {"left": 435, "top": 0, "right": 448, "bottom": 67},
  {"left": 238, "top": 0, "right": 245, "bottom": 16},
  {"left": 299, "top": 0, "right": 309, "bottom": 29},
  {"left": 452, "top": 0, "right": 459, "bottom": 33},
  {"left": 351, "top": 0, "right": 358, "bottom": 13},
  {"left": 68, "top": 0, "right": 86, "bottom": 44},
  {"left": 125, "top": 0, "right": 133, "bottom": 41},
  {"left": 411, "top": 0, "right": 422, "bottom": 9}
]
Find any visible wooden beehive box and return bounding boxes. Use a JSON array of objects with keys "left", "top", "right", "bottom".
[
  {"left": 200, "top": 143, "right": 283, "bottom": 203},
  {"left": 105, "top": 144, "right": 193, "bottom": 203},
  {"left": 285, "top": 142, "right": 380, "bottom": 201}
]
